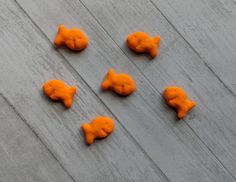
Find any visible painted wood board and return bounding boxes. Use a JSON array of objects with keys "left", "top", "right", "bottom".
[
  {"left": 0, "top": 95, "right": 75, "bottom": 182},
  {"left": 0, "top": 1, "right": 169, "bottom": 182},
  {"left": 62, "top": 0, "right": 236, "bottom": 179},
  {"left": 150, "top": 0, "right": 236, "bottom": 94},
  {"left": 14, "top": 0, "right": 236, "bottom": 181}
]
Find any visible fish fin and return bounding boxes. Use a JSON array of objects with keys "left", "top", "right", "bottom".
[
  {"left": 65, "top": 40, "right": 75, "bottom": 50},
  {"left": 49, "top": 94, "right": 59, "bottom": 100},
  {"left": 101, "top": 69, "right": 116, "bottom": 90},
  {"left": 150, "top": 47, "right": 158, "bottom": 58},
  {"left": 168, "top": 99, "right": 178, "bottom": 107},
  {"left": 82, "top": 124, "right": 95, "bottom": 145},
  {"left": 153, "top": 35, "right": 160, "bottom": 45},
  {"left": 135, "top": 45, "right": 145, "bottom": 52},
  {"left": 97, "top": 129, "right": 108, "bottom": 138}
]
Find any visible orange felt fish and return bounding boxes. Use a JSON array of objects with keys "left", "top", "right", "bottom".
[
  {"left": 101, "top": 68, "right": 136, "bottom": 96},
  {"left": 163, "top": 86, "right": 196, "bottom": 119},
  {"left": 42, "top": 80, "right": 77, "bottom": 108},
  {"left": 82, "top": 116, "right": 115, "bottom": 145},
  {"left": 127, "top": 32, "right": 160, "bottom": 58},
  {"left": 54, "top": 24, "right": 88, "bottom": 51}
]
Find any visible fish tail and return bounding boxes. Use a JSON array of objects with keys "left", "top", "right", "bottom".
[
  {"left": 54, "top": 25, "right": 66, "bottom": 46},
  {"left": 69, "top": 86, "right": 77, "bottom": 95},
  {"left": 107, "top": 68, "right": 116, "bottom": 77},
  {"left": 101, "top": 68, "right": 116, "bottom": 90},
  {"left": 54, "top": 34, "right": 63, "bottom": 47},
  {"left": 63, "top": 98, "right": 73, "bottom": 108},
  {"left": 177, "top": 110, "right": 186, "bottom": 120},
  {"left": 153, "top": 35, "right": 161, "bottom": 45},
  {"left": 177, "top": 100, "right": 196, "bottom": 119},
  {"left": 58, "top": 24, "right": 66, "bottom": 34},
  {"left": 82, "top": 124, "right": 95, "bottom": 145},
  {"left": 187, "top": 100, "right": 196, "bottom": 111},
  {"left": 62, "top": 86, "right": 77, "bottom": 108},
  {"left": 150, "top": 47, "right": 158, "bottom": 58}
]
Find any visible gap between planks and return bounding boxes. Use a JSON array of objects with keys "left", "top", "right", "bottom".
[
  {"left": 5, "top": 1, "right": 172, "bottom": 181},
  {"left": 72, "top": 1, "right": 236, "bottom": 180},
  {"left": 148, "top": 0, "right": 236, "bottom": 98},
  {"left": 0, "top": 93, "right": 77, "bottom": 182},
  {"left": 40, "top": 0, "right": 236, "bottom": 180},
  {"left": 13, "top": 0, "right": 236, "bottom": 181}
]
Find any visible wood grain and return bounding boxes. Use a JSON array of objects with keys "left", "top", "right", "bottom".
[
  {"left": 0, "top": 95, "right": 74, "bottom": 182},
  {"left": 150, "top": 0, "right": 236, "bottom": 94},
  {"left": 72, "top": 0, "right": 236, "bottom": 179},
  {"left": 0, "top": 1, "right": 169, "bottom": 182},
  {"left": 66, "top": 0, "right": 236, "bottom": 179},
  {"left": 15, "top": 0, "right": 236, "bottom": 181}
]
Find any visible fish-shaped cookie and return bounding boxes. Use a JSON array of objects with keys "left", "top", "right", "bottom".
[
  {"left": 54, "top": 24, "right": 88, "bottom": 51},
  {"left": 42, "top": 80, "right": 77, "bottom": 108},
  {"left": 101, "top": 68, "right": 136, "bottom": 96},
  {"left": 127, "top": 32, "right": 160, "bottom": 58},
  {"left": 81, "top": 116, "right": 115, "bottom": 145},
  {"left": 163, "top": 86, "right": 196, "bottom": 119}
]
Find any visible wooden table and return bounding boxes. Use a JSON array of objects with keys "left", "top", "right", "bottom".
[{"left": 0, "top": 0, "right": 236, "bottom": 181}]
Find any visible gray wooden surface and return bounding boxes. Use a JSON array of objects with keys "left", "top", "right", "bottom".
[{"left": 0, "top": 0, "right": 235, "bottom": 181}]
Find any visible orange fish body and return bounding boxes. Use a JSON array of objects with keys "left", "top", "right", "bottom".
[
  {"left": 127, "top": 32, "right": 160, "bottom": 58},
  {"left": 54, "top": 24, "right": 88, "bottom": 51},
  {"left": 101, "top": 68, "right": 136, "bottom": 96},
  {"left": 82, "top": 116, "right": 115, "bottom": 145},
  {"left": 163, "top": 86, "right": 196, "bottom": 119},
  {"left": 42, "top": 80, "right": 77, "bottom": 108}
]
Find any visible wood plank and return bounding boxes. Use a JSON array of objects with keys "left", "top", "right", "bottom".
[
  {"left": 53, "top": 0, "right": 236, "bottom": 179},
  {"left": 0, "top": 95, "right": 75, "bottom": 182},
  {"left": 150, "top": 0, "right": 236, "bottom": 94},
  {"left": 0, "top": 1, "right": 169, "bottom": 182},
  {"left": 15, "top": 0, "right": 236, "bottom": 181},
  {"left": 52, "top": 0, "right": 236, "bottom": 179}
]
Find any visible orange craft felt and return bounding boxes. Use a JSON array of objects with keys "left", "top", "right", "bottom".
[
  {"left": 54, "top": 24, "right": 88, "bottom": 51},
  {"left": 42, "top": 80, "right": 77, "bottom": 108},
  {"left": 163, "top": 86, "right": 196, "bottom": 119},
  {"left": 81, "top": 116, "right": 115, "bottom": 145},
  {"left": 127, "top": 32, "right": 160, "bottom": 58},
  {"left": 101, "top": 68, "right": 136, "bottom": 96}
]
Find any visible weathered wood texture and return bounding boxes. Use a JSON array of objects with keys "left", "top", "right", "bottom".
[
  {"left": 14, "top": 0, "right": 236, "bottom": 182},
  {"left": 64, "top": 0, "right": 236, "bottom": 180},
  {"left": 151, "top": 0, "right": 236, "bottom": 94},
  {"left": 0, "top": 95, "right": 74, "bottom": 182},
  {"left": 0, "top": 1, "right": 170, "bottom": 182},
  {"left": 72, "top": 0, "right": 236, "bottom": 179},
  {"left": 0, "top": 0, "right": 236, "bottom": 181}
]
